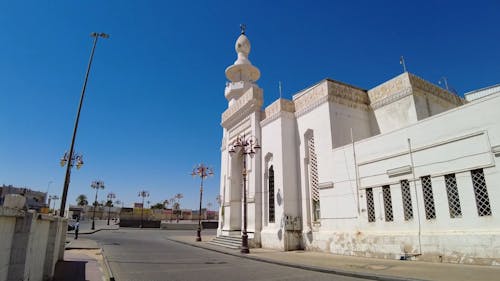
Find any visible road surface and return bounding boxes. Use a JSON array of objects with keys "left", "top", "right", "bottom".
[{"left": 88, "top": 229, "right": 373, "bottom": 281}]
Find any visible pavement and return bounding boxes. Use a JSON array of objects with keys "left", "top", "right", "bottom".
[
  {"left": 58, "top": 225, "right": 500, "bottom": 281},
  {"left": 167, "top": 232, "right": 500, "bottom": 281},
  {"left": 54, "top": 220, "right": 118, "bottom": 281}
]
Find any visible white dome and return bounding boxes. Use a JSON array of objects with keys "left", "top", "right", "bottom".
[{"left": 235, "top": 34, "right": 251, "bottom": 55}]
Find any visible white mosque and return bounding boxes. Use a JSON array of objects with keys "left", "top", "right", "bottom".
[{"left": 216, "top": 28, "right": 500, "bottom": 265}]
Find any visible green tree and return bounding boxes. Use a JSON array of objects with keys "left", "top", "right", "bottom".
[
  {"left": 76, "top": 194, "right": 88, "bottom": 206},
  {"left": 151, "top": 202, "right": 164, "bottom": 209}
]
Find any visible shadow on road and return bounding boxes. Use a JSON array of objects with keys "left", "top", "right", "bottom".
[{"left": 53, "top": 260, "right": 87, "bottom": 281}]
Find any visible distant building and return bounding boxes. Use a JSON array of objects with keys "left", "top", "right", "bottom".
[
  {"left": 464, "top": 83, "right": 500, "bottom": 102},
  {"left": 217, "top": 31, "right": 500, "bottom": 265},
  {"left": 0, "top": 184, "right": 47, "bottom": 210}
]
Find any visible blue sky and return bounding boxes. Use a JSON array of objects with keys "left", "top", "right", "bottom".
[{"left": 1, "top": 1, "right": 499, "bottom": 210}]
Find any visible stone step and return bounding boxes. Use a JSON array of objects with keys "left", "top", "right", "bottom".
[
  {"left": 208, "top": 240, "right": 240, "bottom": 249},
  {"left": 208, "top": 236, "right": 242, "bottom": 249}
]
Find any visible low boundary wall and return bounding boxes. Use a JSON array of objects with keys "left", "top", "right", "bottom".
[{"left": 0, "top": 207, "right": 67, "bottom": 281}]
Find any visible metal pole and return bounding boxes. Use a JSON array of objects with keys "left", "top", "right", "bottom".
[
  {"left": 196, "top": 177, "right": 204, "bottom": 241},
  {"left": 107, "top": 204, "right": 111, "bottom": 225},
  {"left": 241, "top": 153, "right": 249, "bottom": 254},
  {"left": 92, "top": 187, "right": 98, "bottom": 230},
  {"left": 60, "top": 34, "right": 99, "bottom": 217},
  {"left": 140, "top": 196, "right": 144, "bottom": 228}
]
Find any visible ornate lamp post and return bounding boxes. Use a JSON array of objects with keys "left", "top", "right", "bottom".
[
  {"left": 228, "top": 133, "right": 261, "bottom": 254},
  {"left": 138, "top": 190, "right": 149, "bottom": 228},
  {"left": 91, "top": 180, "right": 105, "bottom": 230},
  {"left": 106, "top": 192, "right": 116, "bottom": 225},
  {"left": 191, "top": 164, "right": 214, "bottom": 242},
  {"left": 59, "top": 32, "right": 109, "bottom": 217}
]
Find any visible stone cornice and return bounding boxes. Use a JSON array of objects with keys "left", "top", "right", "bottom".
[
  {"left": 368, "top": 72, "right": 465, "bottom": 110},
  {"left": 367, "top": 73, "right": 412, "bottom": 105},
  {"left": 221, "top": 87, "right": 263, "bottom": 129},
  {"left": 260, "top": 98, "right": 295, "bottom": 126},
  {"left": 408, "top": 73, "right": 465, "bottom": 106},
  {"left": 293, "top": 80, "right": 370, "bottom": 118},
  {"left": 260, "top": 111, "right": 295, "bottom": 127},
  {"left": 370, "top": 88, "right": 413, "bottom": 110}
]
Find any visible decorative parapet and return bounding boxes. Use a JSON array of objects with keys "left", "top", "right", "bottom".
[
  {"left": 293, "top": 79, "right": 370, "bottom": 117},
  {"left": 368, "top": 73, "right": 413, "bottom": 109},
  {"left": 368, "top": 72, "right": 465, "bottom": 110},
  {"left": 261, "top": 98, "right": 295, "bottom": 124},
  {"left": 408, "top": 73, "right": 465, "bottom": 106},
  {"left": 221, "top": 86, "right": 263, "bottom": 129}
]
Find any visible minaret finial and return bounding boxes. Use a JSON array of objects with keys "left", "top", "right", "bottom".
[{"left": 240, "top": 24, "right": 246, "bottom": 35}]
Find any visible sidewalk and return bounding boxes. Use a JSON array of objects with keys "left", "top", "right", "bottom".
[
  {"left": 166, "top": 233, "right": 500, "bottom": 281},
  {"left": 54, "top": 223, "right": 115, "bottom": 281}
]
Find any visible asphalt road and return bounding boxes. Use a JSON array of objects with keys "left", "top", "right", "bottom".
[{"left": 89, "top": 229, "right": 372, "bottom": 281}]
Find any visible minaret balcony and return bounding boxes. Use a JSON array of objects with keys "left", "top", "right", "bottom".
[{"left": 225, "top": 81, "right": 256, "bottom": 101}]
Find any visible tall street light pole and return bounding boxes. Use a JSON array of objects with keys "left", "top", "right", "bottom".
[
  {"left": 191, "top": 164, "right": 214, "bottom": 242},
  {"left": 91, "top": 180, "right": 105, "bottom": 230},
  {"left": 138, "top": 190, "right": 149, "bottom": 228},
  {"left": 59, "top": 32, "right": 109, "bottom": 217},
  {"left": 107, "top": 192, "right": 116, "bottom": 225},
  {"left": 229, "top": 133, "right": 261, "bottom": 254}
]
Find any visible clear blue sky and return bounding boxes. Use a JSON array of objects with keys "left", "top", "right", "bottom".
[{"left": 1, "top": 1, "right": 499, "bottom": 210}]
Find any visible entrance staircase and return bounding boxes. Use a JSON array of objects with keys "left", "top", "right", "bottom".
[{"left": 208, "top": 236, "right": 242, "bottom": 249}]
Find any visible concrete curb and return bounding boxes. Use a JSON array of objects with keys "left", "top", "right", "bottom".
[
  {"left": 68, "top": 227, "right": 119, "bottom": 235},
  {"left": 165, "top": 237, "right": 428, "bottom": 281},
  {"left": 101, "top": 248, "right": 115, "bottom": 281}
]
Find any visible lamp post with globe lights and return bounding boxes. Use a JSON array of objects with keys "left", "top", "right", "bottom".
[
  {"left": 191, "top": 164, "right": 214, "bottom": 242},
  {"left": 59, "top": 32, "right": 109, "bottom": 217},
  {"left": 106, "top": 192, "right": 116, "bottom": 225},
  {"left": 228, "top": 133, "right": 261, "bottom": 254},
  {"left": 90, "top": 180, "right": 105, "bottom": 230}
]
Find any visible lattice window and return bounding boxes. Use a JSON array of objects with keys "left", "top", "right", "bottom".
[
  {"left": 471, "top": 169, "right": 492, "bottom": 216},
  {"left": 268, "top": 165, "right": 275, "bottom": 223},
  {"left": 308, "top": 136, "right": 320, "bottom": 221},
  {"left": 401, "top": 180, "right": 413, "bottom": 221},
  {"left": 421, "top": 176, "right": 436, "bottom": 220},
  {"left": 445, "top": 174, "right": 462, "bottom": 218},
  {"left": 366, "top": 188, "right": 375, "bottom": 222},
  {"left": 382, "top": 186, "right": 393, "bottom": 222}
]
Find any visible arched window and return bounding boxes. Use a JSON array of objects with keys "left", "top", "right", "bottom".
[{"left": 268, "top": 165, "right": 275, "bottom": 223}]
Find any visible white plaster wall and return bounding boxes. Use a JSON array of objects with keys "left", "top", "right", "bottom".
[
  {"left": 296, "top": 102, "right": 334, "bottom": 235},
  {"left": 260, "top": 113, "right": 301, "bottom": 250},
  {"left": 260, "top": 117, "right": 285, "bottom": 249},
  {"left": 308, "top": 92, "right": 500, "bottom": 264},
  {"left": 329, "top": 103, "right": 373, "bottom": 148},
  {"left": 0, "top": 216, "right": 15, "bottom": 281},
  {"left": 373, "top": 95, "right": 418, "bottom": 134}
]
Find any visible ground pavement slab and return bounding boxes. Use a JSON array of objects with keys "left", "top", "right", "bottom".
[
  {"left": 53, "top": 249, "right": 107, "bottom": 281},
  {"left": 165, "top": 233, "right": 500, "bottom": 281}
]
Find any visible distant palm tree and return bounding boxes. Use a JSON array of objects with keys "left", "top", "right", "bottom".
[
  {"left": 163, "top": 199, "right": 170, "bottom": 209},
  {"left": 76, "top": 194, "right": 88, "bottom": 206}
]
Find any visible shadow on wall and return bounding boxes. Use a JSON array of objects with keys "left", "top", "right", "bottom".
[{"left": 53, "top": 261, "right": 87, "bottom": 281}]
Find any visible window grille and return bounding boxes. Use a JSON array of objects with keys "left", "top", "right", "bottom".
[
  {"left": 382, "top": 186, "right": 393, "bottom": 222},
  {"left": 471, "top": 169, "right": 491, "bottom": 216},
  {"left": 401, "top": 180, "right": 413, "bottom": 220},
  {"left": 366, "top": 188, "right": 375, "bottom": 222},
  {"left": 268, "top": 165, "right": 275, "bottom": 223},
  {"left": 445, "top": 174, "right": 462, "bottom": 218},
  {"left": 421, "top": 176, "right": 436, "bottom": 219},
  {"left": 308, "top": 136, "right": 320, "bottom": 221}
]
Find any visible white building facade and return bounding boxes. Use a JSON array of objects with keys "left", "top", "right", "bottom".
[{"left": 217, "top": 31, "right": 500, "bottom": 265}]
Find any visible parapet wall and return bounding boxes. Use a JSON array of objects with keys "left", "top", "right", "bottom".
[{"left": 0, "top": 207, "right": 67, "bottom": 281}]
